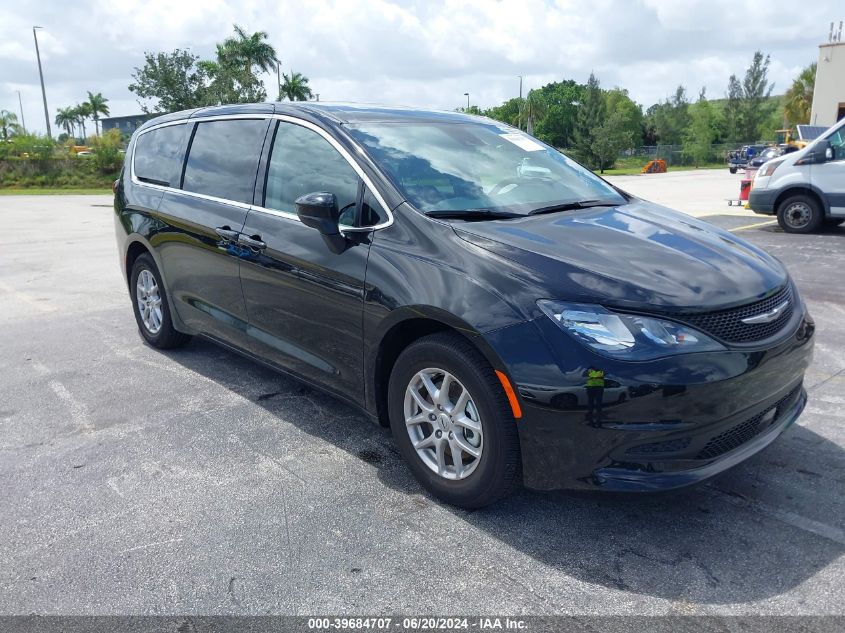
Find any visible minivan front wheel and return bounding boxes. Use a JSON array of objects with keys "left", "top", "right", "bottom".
[
  {"left": 777, "top": 195, "right": 822, "bottom": 233},
  {"left": 388, "top": 332, "right": 521, "bottom": 508},
  {"left": 130, "top": 254, "right": 191, "bottom": 349}
]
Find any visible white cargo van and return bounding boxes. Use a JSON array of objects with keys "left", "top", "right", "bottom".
[{"left": 749, "top": 117, "right": 845, "bottom": 233}]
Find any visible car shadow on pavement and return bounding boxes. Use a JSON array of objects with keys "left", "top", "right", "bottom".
[{"left": 164, "top": 338, "right": 845, "bottom": 606}]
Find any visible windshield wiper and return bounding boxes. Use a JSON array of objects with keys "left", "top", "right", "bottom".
[
  {"left": 527, "top": 199, "right": 620, "bottom": 216},
  {"left": 425, "top": 209, "right": 522, "bottom": 220}
]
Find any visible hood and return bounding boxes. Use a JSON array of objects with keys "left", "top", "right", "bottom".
[{"left": 452, "top": 200, "right": 788, "bottom": 312}]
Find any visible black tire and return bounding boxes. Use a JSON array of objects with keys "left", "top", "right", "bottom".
[
  {"left": 776, "top": 194, "right": 823, "bottom": 234},
  {"left": 387, "top": 332, "right": 521, "bottom": 509},
  {"left": 729, "top": 166, "right": 738, "bottom": 174},
  {"left": 130, "top": 253, "right": 191, "bottom": 349}
]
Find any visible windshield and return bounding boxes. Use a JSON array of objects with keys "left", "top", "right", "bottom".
[{"left": 347, "top": 120, "right": 626, "bottom": 215}]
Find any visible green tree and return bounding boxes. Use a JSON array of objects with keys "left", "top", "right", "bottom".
[
  {"left": 646, "top": 85, "right": 690, "bottom": 145},
  {"left": 279, "top": 71, "right": 314, "bottom": 101},
  {"left": 200, "top": 48, "right": 267, "bottom": 105},
  {"left": 129, "top": 49, "right": 209, "bottom": 113},
  {"left": 85, "top": 91, "right": 110, "bottom": 136},
  {"left": 604, "top": 88, "right": 643, "bottom": 144},
  {"left": 533, "top": 80, "right": 584, "bottom": 148},
  {"left": 573, "top": 73, "right": 607, "bottom": 168},
  {"left": 484, "top": 98, "right": 521, "bottom": 128},
  {"left": 784, "top": 62, "right": 816, "bottom": 128},
  {"left": 0, "top": 110, "right": 22, "bottom": 141},
  {"left": 683, "top": 88, "right": 720, "bottom": 167},
  {"left": 722, "top": 74, "right": 743, "bottom": 143},
  {"left": 740, "top": 51, "right": 775, "bottom": 141},
  {"left": 592, "top": 111, "right": 636, "bottom": 172},
  {"left": 55, "top": 106, "right": 76, "bottom": 138},
  {"left": 220, "top": 24, "right": 278, "bottom": 79}
]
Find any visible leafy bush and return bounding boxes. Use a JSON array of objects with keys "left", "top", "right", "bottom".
[
  {"left": 89, "top": 129, "right": 124, "bottom": 174},
  {"left": 9, "top": 133, "right": 55, "bottom": 162}
]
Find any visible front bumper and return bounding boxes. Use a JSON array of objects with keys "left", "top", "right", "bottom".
[
  {"left": 748, "top": 187, "right": 777, "bottom": 215},
  {"left": 485, "top": 310, "right": 815, "bottom": 492}
]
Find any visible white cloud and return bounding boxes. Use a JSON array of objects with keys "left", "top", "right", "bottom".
[{"left": 1, "top": 0, "right": 839, "bottom": 134}]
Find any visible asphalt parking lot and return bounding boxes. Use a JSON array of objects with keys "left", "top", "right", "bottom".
[{"left": 1, "top": 174, "right": 844, "bottom": 616}]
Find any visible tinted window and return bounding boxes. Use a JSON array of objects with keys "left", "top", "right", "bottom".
[
  {"left": 265, "top": 122, "right": 360, "bottom": 223},
  {"left": 133, "top": 124, "right": 186, "bottom": 186},
  {"left": 182, "top": 119, "right": 268, "bottom": 204}
]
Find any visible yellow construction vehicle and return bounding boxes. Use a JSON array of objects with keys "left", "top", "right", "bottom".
[{"left": 774, "top": 129, "right": 809, "bottom": 151}]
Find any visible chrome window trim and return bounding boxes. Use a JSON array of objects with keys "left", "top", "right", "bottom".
[{"left": 129, "top": 113, "right": 395, "bottom": 231}]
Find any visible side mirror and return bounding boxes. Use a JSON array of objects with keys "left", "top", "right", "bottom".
[
  {"left": 797, "top": 140, "right": 831, "bottom": 165},
  {"left": 295, "top": 192, "right": 340, "bottom": 235},
  {"left": 295, "top": 191, "right": 348, "bottom": 254}
]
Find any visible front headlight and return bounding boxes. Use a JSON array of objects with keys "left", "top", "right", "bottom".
[
  {"left": 537, "top": 301, "right": 725, "bottom": 360},
  {"left": 757, "top": 159, "right": 783, "bottom": 178}
]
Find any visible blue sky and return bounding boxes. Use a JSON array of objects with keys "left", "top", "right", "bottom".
[{"left": 1, "top": 0, "right": 841, "bottom": 134}]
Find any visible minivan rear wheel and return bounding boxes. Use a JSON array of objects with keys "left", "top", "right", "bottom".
[
  {"left": 777, "top": 194, "right": 823, "bottom": 233},
  {"left": 130, "top": 254, "right": 191, "bottom": 349},
  {"left": 387, "top": 332, "right": 521, "bottom": 508}
]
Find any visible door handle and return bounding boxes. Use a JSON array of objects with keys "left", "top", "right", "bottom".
[
  {"left": 238, "top": 234, "right": 266, "bottom": 251},
  {"left": 215, "top": 226, "right": 240, "bottom": 241}
]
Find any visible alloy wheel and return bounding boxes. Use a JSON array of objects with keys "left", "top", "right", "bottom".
[
  {"left": 135, "top": 269, "right": 163, "bottom": 334},
  {"left": 403, "top": 368, "right": 483, "bottom": 480}
]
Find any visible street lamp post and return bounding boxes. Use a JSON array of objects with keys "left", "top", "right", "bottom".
[
  {"left": 517, "top": 75, "right": 523, "bottom": 130},
  {"left": 32, "top": 26, "right": 51, "bottom": 138},
  {"left": 464, "top": 92, "right": 470, "bottom": 110},
  {"left": 276, "top": 60, "right": 281, "bottom": 101},
  {"left": 16, "top": 90, "right": 26, "bottom": 133}
]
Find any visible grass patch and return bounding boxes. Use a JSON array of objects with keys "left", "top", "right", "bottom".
[
  {"left": 597, "top": 163, "right": 725, "bottom": 176},
  {"left": 0, "top": 187, "right": 112, "bottom": 196}
]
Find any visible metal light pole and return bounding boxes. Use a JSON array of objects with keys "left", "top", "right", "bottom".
[
  {"left": 464, "top": 92, "right": 469, "bottom": 110},
  {"left": 518, "top": 75, "right": 523, "bottom": 130},
  {"left": 276, "top": 60, "right": 281, "bottom": 101},
  {"left": 16, "top": 90, "right": 26, "bottom": 133},
  {"left": 32, "top": 26, "right": 51, "bottom": 138}
]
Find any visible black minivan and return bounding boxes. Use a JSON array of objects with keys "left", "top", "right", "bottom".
[{"left": 114, "top": 103, "right": 814, "bottom": 508}]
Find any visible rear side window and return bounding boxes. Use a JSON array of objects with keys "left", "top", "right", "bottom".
[
  {"left": 133, "top": 124, "right": 185, "bottom": 186},
  {"left": 265, "top": 122, "right": 360, "bottom": 220},
  {"left": 182, "top": 119, "right": 268, "bottom": 204}
]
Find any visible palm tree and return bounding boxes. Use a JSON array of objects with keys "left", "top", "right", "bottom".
[
  {"left": 221, "top": 24, "right": 278, "bottom": 78},
  {"left": 279, "top": 71, "right": 313, "bottom": 101},
  {"left": 784, "top": 62, "right": 816, "bottom": 127},
  {"left": 55, "top": 106, "right": 76, "bottom": 138},
  {"left": 73, "top": 103, "right": 92, "bottom": 142},
  {"left": 0, "top": 110, "right": 21, "bottom": 141},
  {"left": 521, "top": 89, "right": 548, "bottom": 135},
  {"left": 85, "top": 91, "right": 110, "bottom": 136}
]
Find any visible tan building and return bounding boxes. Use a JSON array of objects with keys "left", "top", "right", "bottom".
[{"left": 811, "top": 26, "right": 845, "bottom": 127}]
